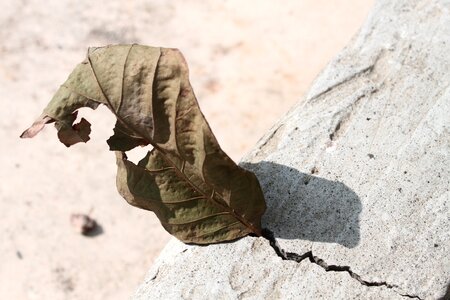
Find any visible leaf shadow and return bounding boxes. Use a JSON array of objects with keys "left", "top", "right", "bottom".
[
  {"left": 84, "top": 223, "right": 104, "bottom": 238},
  {"left": 438, "top": 282, "right": 450, "bottom": 300},
  {"left": 241, "top": 161, "right": 362, "bottom": 248}
]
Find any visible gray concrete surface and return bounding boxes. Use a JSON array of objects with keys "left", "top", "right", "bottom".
[{"left": 135, "top": 0, "right": 450, "bottom": 299}]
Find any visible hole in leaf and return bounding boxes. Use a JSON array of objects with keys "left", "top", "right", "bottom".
[
  {"left": 74, "top": 106, "right": 116, "bottom": 145},
  {"left": 125, "top": 145, "right": 153, "bottom": 165}
]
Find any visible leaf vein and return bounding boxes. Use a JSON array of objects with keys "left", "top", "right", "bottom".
[
  {"left": 87, "top": 51, "right": 115, "bottom": 111},
  {"left": 162, "top": 195, "right": 206, "bottom": 205},
  {"left": 60, "top": 85, "right": 103, "bottom": 105},
  {"left": 196, "top": 221, "right": 241, "bottom": 238},
  {"left": 175, "top": 106, "right": 195, "bottom": 121},
  {"left": 118, "top": 44, "right": 134, "bottom": 113},
  {"left": 162, "top": 211, "right": 231, "bottom": 226}
]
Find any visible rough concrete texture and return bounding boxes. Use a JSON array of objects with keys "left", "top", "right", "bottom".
[{"left": 135, "top": 0, "right": 450, "bottom": 299}]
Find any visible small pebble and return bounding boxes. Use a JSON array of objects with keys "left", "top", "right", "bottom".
[{"left": 70, "top": 213, "right": 97, "bottom": 236}]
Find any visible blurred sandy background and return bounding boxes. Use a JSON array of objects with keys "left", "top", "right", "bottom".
[{"left": 0, "top": 1, "right": 373, "bottom": 299}]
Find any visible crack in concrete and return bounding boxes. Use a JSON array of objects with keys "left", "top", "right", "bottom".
[
  {"left": 149, "top": 267, "right": 160, "bottom": 281},
  {"left": 307, "top": 64, "right": 374, "bottom": 103},
  {"left": 307, "top": 49, "right": 386, "bottom": 103},
  {"left": 261, "top": 229, "right": 423, "bottom": 300},
  {"left": 328, "top": 85, "right": 378, "bottom": 142}
]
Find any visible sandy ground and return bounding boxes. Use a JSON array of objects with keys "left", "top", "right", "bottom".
[{"left": 0, "top": 1, "right": 373, "bottom": 299}]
